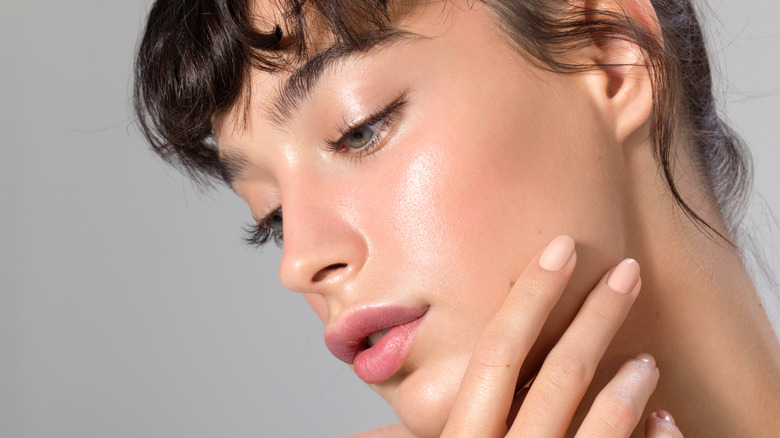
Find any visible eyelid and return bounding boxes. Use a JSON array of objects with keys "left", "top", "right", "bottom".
[{"left": 326, "top": 91, "right": 409, "bottom": 152}]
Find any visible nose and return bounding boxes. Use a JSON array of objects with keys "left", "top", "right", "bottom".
[{"left": 277, "top": 193, "right": 367, "bottom": 298}]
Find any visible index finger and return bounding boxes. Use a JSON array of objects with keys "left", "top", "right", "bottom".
[{"left": 441, "top": 235, "right": 577, "bottom": 437}]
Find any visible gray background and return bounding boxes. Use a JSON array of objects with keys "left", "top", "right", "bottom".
[{"left": 1, "top": 1, "right": 778, "bottom": 437}]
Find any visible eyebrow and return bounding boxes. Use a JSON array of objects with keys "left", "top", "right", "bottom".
[
  {"left": 220, "top": 30, "right": 415, "bottom": 185},
  {"left": 268, "top": 30, "right": 415, "bottom": 127},
  {"left": 218, "top": 147, "right": 253, "bottom": 188}
]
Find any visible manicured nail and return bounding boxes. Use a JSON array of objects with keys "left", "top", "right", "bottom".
[
  {"left": 653, "top": 410, "right": 675, "bottom": 425},
  {"left": 606, "top": 258, "right": 640, "bottom": 294},
  {"left": 539, "top": 235, "right": 575, "bottom": 272},
  {"left": 635, "top": 353, "right": 656, "bottom": 368}
]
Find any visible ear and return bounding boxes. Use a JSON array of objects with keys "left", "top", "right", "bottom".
[{"left": 575, "top": 0, "right": 662, "bottom": 146}]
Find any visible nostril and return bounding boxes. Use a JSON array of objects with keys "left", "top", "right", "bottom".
[{"left": 311, "top": 263, "right": 348, "bottom": 283}]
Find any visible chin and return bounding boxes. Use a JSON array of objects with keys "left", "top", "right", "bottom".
[
  {"left": 393, "top": 380, "right": 452, "bottom": 437},
  {"left": 383, "top": 357, "right": 468, "bottom": 438}
]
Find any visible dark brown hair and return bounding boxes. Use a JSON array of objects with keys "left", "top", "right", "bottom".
[{"left": 134, "top": 0, "right": 751, "bottom": 238}]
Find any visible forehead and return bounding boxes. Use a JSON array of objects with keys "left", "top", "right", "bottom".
[
  {"left": 214, "top": 1, "right": 513, "bottom": 186},
  {"left": 214, "top": 1, "right": 489, "bottom": 140},
  {"left": 213, "top": 0, "right": 407, "bottom": 127},
  {"left": 218, "top": 0, "right": 497, "bottom": 117}
]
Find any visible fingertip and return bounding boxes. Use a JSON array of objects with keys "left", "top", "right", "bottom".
[
  {"left": 645, "top": 410, "right": 683, "bottom": 437},
  {"left": 654, "top": 410, "right": 675, "bottom": 425},
  {"left": 635, "top": 352, "right": 656, "bottom": 368},
  {"left": 606, "top": 258, "right": 641, "bottom": 295},
  {"left": 539, "top": 235, "right": 576, "bottom": 272}
]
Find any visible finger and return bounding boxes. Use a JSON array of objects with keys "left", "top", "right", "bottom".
[
  {"left": 510, "top": 258, "right": 642, "bottom": 437},
  {"left": 441, "top": 235, "right": 577, "bottom": 437},
  {"left": 573, "top": 355, "right": 659, "bottom": 438},
  {"left": 645, "top": 411, "right": 684, "bottom": 438}
]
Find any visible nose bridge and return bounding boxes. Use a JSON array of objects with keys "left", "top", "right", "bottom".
[{"left": 277, "top": 177, "right": 367, "bottom": 296}]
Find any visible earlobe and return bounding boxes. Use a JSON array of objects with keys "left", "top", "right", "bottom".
[{"left": 578, "top": 0, "right": 661, "bottom": 145}]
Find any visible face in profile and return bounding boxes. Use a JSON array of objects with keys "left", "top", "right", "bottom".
[{"left": 217, "top": 1, "right": 633, "bottom": 436}]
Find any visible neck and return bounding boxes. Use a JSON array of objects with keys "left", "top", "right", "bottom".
[
  {"left": 619, "top": 225, "right": 780, "bottom": 435},
  {"left": 588, "top": 144, "right": 780, "bottom": 436}
]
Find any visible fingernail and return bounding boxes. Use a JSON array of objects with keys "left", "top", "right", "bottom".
[
  {"left": 635, "top": 353, "right": 656, "bottom": 368},
  {"left": 539, "top": 235, "right": 575, "bottom": 271},
  {"left": 606, "top": 258, "right": 640, "bottom": 294},
  {"left": 653, "top": 410, "right": 675, "bottom": 425}
]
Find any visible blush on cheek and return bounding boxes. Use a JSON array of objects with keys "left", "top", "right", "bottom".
[{"left": 391, "top": 148, "right": 449, "bottom": 258}]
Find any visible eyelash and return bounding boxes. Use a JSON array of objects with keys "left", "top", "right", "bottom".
[
  {"left": 326, "top": 94, "right": 407, "bottom": 160},
  {"left": 243, "top": 94, "right": 407, "bottom": 248},
  {"left": 244, "top": 207, "right": 283, "bottom": 248}
]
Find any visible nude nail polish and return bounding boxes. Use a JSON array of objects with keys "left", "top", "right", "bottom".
[
  {"left": 539, "top": 235, "right": 575, "bottom": 271},
  {"left": 635, "top": 353, "right": 656, "bottom": 368},
  {"left": 653, "top": 410, "right": 675, "bottom": 425},
  {"left": 606, "top": 258, "right": 640, "bottom": 294}
]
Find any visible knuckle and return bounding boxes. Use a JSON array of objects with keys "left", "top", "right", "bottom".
[
  {"left": 471, "top": 341, "right": 514, "bottom": 373},
  {"left": 595, "top": 392, "right": 641, "bottom": 433},
  {"left": 518, "top": 276, "right": 554, "bottom": 303},
  {"left": 583, "top": 295, "right": 615, "bottom": 324},
  {"left": 543, "top": 351, "right": 590, "bottom": 391}
]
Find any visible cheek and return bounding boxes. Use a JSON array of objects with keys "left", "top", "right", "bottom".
[
  {"left": 391, "top": 148, "right": 449, "bottom": 271},
  {"left": 369, "top": 137, "right": 526, "bottom": 299},
  {"left": 386, "top": 121, "right": 548, "bottom": 283},
  {"left": 348, "top": 76, "right": 627, "bottom": 434}
]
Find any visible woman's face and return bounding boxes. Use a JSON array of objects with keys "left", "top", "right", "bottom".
[{"left": 218, "top": 2, "right": 629, "bottom": 435}]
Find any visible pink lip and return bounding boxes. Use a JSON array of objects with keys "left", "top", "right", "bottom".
[{"left": 324, "top": 305, "right": 428, "bottom": 384}]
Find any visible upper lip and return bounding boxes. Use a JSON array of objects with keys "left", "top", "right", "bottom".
[{"left": 323, "top": 305, "right": 429, "bottom": 364}]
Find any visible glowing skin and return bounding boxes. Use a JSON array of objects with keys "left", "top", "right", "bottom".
[
  {"left": 218, "top": 4, "right": 627, "bottom": 434},
  {"left": 216, "top": 1, "right": 780, "bottom": 436}
]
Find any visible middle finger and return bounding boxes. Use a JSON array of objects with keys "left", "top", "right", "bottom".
[
  {"left": 509, "top": 258, "right": 642, "bottom": 437},
  {"left": 441, "top": 235, "right": 577, "bottom": 437}
]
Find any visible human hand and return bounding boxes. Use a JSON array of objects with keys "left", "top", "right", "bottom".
[{"left": 435, "top": 235, "right": 683, "bottom": 437}]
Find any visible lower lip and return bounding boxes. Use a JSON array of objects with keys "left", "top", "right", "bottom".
[{"left": 353, "top": 316, "right": 425, "bottom": 384}]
